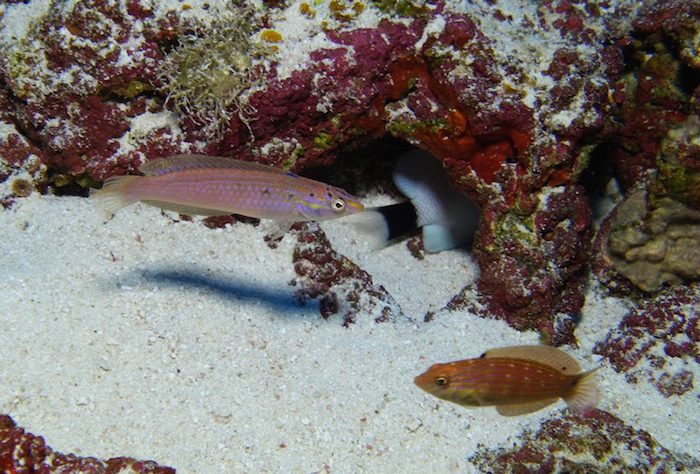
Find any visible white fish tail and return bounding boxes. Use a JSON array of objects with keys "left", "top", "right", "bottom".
[
  {"left": 564, "top": 368, "right": 600, "bottom": 414},
  {"left": 348, "top": 200, "right": 419, "bottom": 250},
  {"left": 91, "top": 175, "right": 140, "bottom": 218},
  {"left": 347, "top": 209, "right": 391, "bottom": 249}
]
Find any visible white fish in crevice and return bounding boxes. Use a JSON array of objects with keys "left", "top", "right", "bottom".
[{"left": 353, "top": 149, "right": 480, "bottom": 253}]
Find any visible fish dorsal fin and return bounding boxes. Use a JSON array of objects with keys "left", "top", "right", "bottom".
[
  {"left": 496, "top": 398, "right": 559, "bottom": 416},
  {"left": 139, "top": 154, "right": 288, "bottom": 176},
  {"left": 482, "top": 345, "right": 581, "bottom": 375}
]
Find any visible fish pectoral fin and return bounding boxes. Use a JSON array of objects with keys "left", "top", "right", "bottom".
[
  {"left": 141, "top": 200, "right": 233, "bottom": 217},
  {"left": 495, "top": 398, "right": 559, "bottom": 417},
  {"left": 264, "top": 217, "right": 298, "bottom": 241}
]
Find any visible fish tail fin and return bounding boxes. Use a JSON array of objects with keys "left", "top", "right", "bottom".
[
  {"left": 392, "top": 149, "right": 479, "bottom": 253},
  {"left": 91, "top": 175, "right": 140, "bottom": 218},
  {"left": 349, "top": 202, "right": 418, "bottom": 249},
  {"left": 564, "top": 368, "right": 600, "bottom": 414}
]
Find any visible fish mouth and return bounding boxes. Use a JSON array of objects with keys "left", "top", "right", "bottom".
[{"left": 413, "top": 372, "right": 431, "bottom": 389}]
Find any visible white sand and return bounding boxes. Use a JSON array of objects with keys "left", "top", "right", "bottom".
[{"left": 1, "top": 193, "right": 697, "bottom": 473}]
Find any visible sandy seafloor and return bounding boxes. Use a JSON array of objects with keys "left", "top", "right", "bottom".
[{"left": 1, "top": 191, "right": 699, "bottom": 473}]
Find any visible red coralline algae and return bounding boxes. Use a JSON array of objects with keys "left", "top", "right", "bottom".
[
  {"left": 604, "top": 39, "right": 691, "bottom": 190},
  {"left": 593, "top": 0, "right": 700, "bottom": 192},
  {"left": 594, "top": 284, "right": 699, "bottom": 397},
  {"left": 0, "top": 132, "right": 42, "bottom": 178},
  {"left": 0, "top": 0, "right": 186, "bottom": 183},
  {"left": 447, "top": 184, "right": 592, "bottom": 345},
  {"left": 214, "top": 19, "right": 425, "bottom": 166},
  {"left": 469, "top": 410, "right": 700, "bottom": 473},
  {"left": 0, "top": 414, "right": 175, "bottom": 474},
  {"left": 291, "top": 223, "right": 401, "bottom": 326}
]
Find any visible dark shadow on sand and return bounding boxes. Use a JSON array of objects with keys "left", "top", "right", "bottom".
[{"left": 138, "top": 268, "right": 305, "bottom": 315}]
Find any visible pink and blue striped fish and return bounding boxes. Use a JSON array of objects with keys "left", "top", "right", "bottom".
[
  {"left": 415, "top": 345, "right": 599, "bottom": 416},
  {"left": 92, "top": 154, "right": 364, "bottom": 239}
]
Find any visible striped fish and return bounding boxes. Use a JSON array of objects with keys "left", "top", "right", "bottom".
[
  {"left": 414, "top": 345, "right": 599, "bottom": 416},
  {"left": 92, "top": 154, "right": 364, "bottom": 239}
]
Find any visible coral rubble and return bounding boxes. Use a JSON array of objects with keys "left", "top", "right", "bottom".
[
  {"left": 469, "top": 410, "right": 700, "bottom": 473},
  {"left": 0, "top": 414, "right": 175, "bottom": 474},
  {"left": 292, "top": 223, "right": 402, "bottom": 326},
  {"left": 594, "top": 284, "right": 699, "bottom": 397}
]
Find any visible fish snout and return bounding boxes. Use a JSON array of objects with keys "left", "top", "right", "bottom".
[{"left": 345, "top": 199, "right": 364, "bottom": 214}]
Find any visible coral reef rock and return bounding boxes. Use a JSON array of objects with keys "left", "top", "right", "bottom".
[
  {"left": 0, "top": 414, "right": 175, "bottom": 474},
  {"left": 595, "top": 115, "right": 700, "bottom": 293},
  {"left": 292, "top": 223, "right": 403, "bottom": 326},
  {"left": 469, "top": 410, "right": 700, "bottom": 474}
]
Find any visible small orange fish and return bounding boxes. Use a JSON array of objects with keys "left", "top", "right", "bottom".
[
  {"left": 91, "top": 154, "right": 364, "bottom": 239},
  {"left": 414, "top": 345, "right": 599, "bottom": 416}
]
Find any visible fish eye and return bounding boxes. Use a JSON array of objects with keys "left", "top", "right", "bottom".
[
  {"left": 435, "top": 376, "right": 448, "bottom": 386},
  {"left": 332, "top": 198, "right": 346, "bottom": 213}
]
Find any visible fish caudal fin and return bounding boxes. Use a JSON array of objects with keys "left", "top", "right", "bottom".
[
  {"left": 91, "top": 175, "right": 140, "bottom": 218},
  {"left": 349, "top": 202, "right": 418, "bottom": 249},
  {"left": 563, "top": 368, "right": 600, "bottom": 414},
  {"left": 351, "top": 149, "right": 480, "bottom": 253},
  {"left": 422, "top": 223, "right": 472, "bottom": 253}
]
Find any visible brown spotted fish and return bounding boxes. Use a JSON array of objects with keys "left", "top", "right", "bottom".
[
  {"left": 414, "top": 345, "right": 599, "bottom": 416},
  {"left": 91, "top": 154, "right": 364, "bottom": 239}
]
